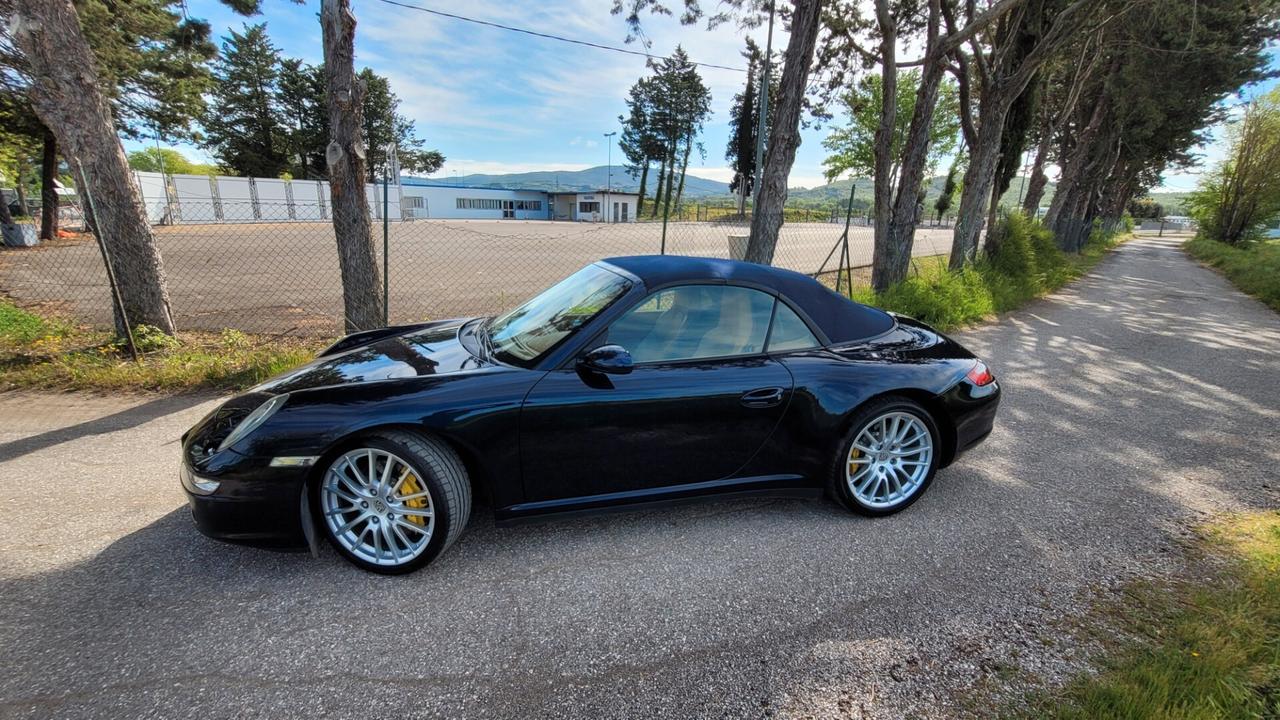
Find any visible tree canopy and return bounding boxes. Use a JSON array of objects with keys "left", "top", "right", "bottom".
[
  {"left": 821, "top": 69, "right": 960, "bottom": 183},
  {"left": 1188, "top": 87, "right": 1280, "bottom": 245},
  {"left": 127, "top": 147, "right": 219, "bottom": 176},
  {"left": 198, "top": 25, "right": 444, "bottom": 180},
  {"left": 618, "top": 46, "right": 712, "bottom": 216}
]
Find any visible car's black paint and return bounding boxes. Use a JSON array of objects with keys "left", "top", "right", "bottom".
[
  {"left": 181, "top": 258, "right": 1000, "bottom": 549},
  {"left": 578, "top": 344, "right": 634, "bottom": 374}
]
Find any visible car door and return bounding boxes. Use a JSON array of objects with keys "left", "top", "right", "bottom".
[{"left": 519, "top": 284, "right": 795, "bottom": 504}]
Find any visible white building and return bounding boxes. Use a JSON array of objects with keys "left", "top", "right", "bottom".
[
  {"left": 548, "top": 190, "right": 637, "bottom": 223},
  {"left": 400, "top": 180, "right": 637, "bottom": 222}
]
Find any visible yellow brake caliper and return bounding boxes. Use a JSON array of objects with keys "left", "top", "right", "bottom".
[
  {"left": 848, "top": 447, "right": 861, "bottom": 475},
  {"left": 400, "top": 473, "right": 427, "bottom": 526}
]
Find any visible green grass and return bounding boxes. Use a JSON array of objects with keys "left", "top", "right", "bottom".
[
  {"left": 1184, "top": 236, "right": 1280, "bottom": 312},
  {"left": 838, "top": 214, "right": 1128, "bottom": 331},
  {"left": 0, "top": 299, "right": 324, "bottom": 392},
  {"left": 1017, "top": 511, "right": 1280, "bottom": 719}
]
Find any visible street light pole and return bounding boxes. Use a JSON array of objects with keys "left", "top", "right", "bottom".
[{"left": 604, "top": 130, "right": 617, "bottom": 223}]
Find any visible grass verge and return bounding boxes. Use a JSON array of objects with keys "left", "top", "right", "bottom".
[
  {"left": 0, "top": 299, "right": 324, "bottom": 392},
  {"left": 1184, "top": 236, "right": 1280, "bottom": 312},
  {"left": 825, "top": 214, "right": 1129, "bottom": 331},
  {"left": 1016, "top": 511, "right": 1280, "bottom": 718}
]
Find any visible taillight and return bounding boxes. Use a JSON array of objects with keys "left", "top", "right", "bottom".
[{"left": 966, "top": 361, "right": 995, "bottom": 386}]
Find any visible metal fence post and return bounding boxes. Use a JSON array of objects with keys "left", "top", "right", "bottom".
[
  {"left": 660, "top": 196, "right": 670, "bottom": 255},
  {"left": 383, "top": 165, "right": 390, "bottom": 327}
]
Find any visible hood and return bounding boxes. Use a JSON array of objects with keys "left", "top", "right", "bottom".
[{"left": 256, "top": 321, "right": 493, "bottom": 394}]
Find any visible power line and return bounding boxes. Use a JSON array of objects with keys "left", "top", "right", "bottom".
[{"left": 368, "top": 0, "right": 747, "bottom": 73}]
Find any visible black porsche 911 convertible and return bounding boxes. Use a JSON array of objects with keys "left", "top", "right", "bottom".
[{"left": 181, "top": 255, "right": 1000, "bottom": 573}]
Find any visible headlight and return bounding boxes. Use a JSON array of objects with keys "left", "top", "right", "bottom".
[
  {"left": 180, "top": 463, "right": 220, "bottom": 495},
  {"left": 217, "top": 394, "right": 288, "bottom": 452}
]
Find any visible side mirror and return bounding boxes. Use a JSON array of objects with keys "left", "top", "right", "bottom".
[{"left": 578, "top": 344, "right": 634, "bottom": 375}]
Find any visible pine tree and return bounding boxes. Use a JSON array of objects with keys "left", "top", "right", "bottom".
[
  {"left": 725, "top": 38, "right": 775, "bottom": 207},
  {"left": 359, "top": 68, "right": 444, "bottom": 182},
  {"left": 638, "top": 47, "right": 711, "bottom": 217},
  {"left": 202, "top": 24, "right": 289, "bottom": 178},
  {"left": 277, "top": 58, "right": 329, "bottom": 180},
  {"left": 74, "top": 0, "right": 219, "bottom": 141},
  {"left": 619, "top": 77, "right": 661, "bottom": 215},
  {"left": 934, "top": 156, "right": 962, "bottom": 222}
]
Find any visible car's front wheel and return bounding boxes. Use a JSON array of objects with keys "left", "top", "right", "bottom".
[
  {"left": 831, "top": 396, "right": 940, "bottom": 516},
  {"left": 316, "top": 430, "right": 470, "bottom": 574}
]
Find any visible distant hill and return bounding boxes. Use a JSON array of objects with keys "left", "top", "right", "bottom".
[
  {"left": 787, "top": 175, "right": 1059, "bottom": 212},
  {"left": 407, "top": 165, "right": 1082, "bottom": 212},
  {"left": 404, "top": 165, "right": 731, "bottom": 198},
  {"left": 1144, "top": 192, "right": 1189, "bottom": 215}
]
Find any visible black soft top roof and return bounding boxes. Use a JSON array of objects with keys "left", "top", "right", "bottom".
[{"left": 601, "top": 255, "right": 895, "bottom": 345}]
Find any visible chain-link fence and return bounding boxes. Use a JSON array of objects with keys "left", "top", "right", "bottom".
[{"left": 0, "top": 197, "right": 959, "bottom": 338}]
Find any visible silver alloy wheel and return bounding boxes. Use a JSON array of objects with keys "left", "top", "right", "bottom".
[
  {"left": 320, "top": 448, "right": 435, "bottom": 567},
  {"left": 845, "top": 411, "right": 934, "bottom": 509}
]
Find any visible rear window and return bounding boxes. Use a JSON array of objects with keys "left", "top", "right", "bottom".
[{"left": 767, "top": 302, "right": 820, "bottom": 352}]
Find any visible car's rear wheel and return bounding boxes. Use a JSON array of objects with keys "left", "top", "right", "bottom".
[
  {"left": 316, "top": 430, "right": 470, "bottom": 574},
  {"left": 830, "top": 396, "right": 939, "bottom": 516}
]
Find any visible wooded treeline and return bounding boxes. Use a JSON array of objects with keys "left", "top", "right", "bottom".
[
  {"left": 203, "top": 23, "right": 443, "bottom": 182},
  {"left": 2, "top": 0, "right": 1277, "bottom": 339},
  {"left": 618, "top": 0, "right": 1279, "bottom": 291}
]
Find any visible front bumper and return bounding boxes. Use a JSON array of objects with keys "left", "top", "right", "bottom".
[{"left": 181, "top": 456, "right": 311, "bottom": 549}]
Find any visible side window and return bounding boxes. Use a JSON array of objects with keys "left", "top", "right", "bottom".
[
  {"left": 609, "top": 285, "right": 774, "bottom": 363},
  {"left": 767, "top": 302, "right": 820, "bottom": 352}
]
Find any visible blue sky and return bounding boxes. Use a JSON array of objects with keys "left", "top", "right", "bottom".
[{"left": 125, "top": 0, "right": 1278, "bottom": 193}]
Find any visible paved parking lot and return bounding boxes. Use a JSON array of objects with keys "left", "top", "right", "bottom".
[
  {"left": 1, "top": 235, "right": 1276, "bottom": 718},
  {"left": 0, "top": 220, "right": 957, "bottom": 334}
]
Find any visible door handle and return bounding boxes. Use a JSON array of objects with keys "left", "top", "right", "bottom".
[{"left": 741, "top": 387, "right": 786, "bottom": 408}]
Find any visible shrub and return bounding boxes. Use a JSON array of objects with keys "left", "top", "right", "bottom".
[
  {"left": 865, "top": 265, "right": 995, "bottom": 329},
  {"left": 119, "top": 324, "right": 181, "bottom": 353},
  {"left": 855, "top": 210, "right": 1129, "bottom": 330},
  {"left": 1185, "top": 235, "right": 1280, "bottom": 311}
]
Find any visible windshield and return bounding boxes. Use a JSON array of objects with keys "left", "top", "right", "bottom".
[{"left": 487, "top": 264, "right": 632, "bottom": 366}]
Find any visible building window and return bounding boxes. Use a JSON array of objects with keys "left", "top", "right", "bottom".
[
  {"left": 579, "top": 201, "right": 600, "bottom": 213},
  {"left": 456, "top": 198, "right": 504, "bottom": 210},
  {"left": 405, "top": 196, "right": 424, "bottom": 208},
  {"left": 514, "top": 200, "right": 542, "bottom": 211}
]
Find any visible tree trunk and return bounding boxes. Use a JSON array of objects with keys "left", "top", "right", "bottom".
[
  {"left": 869, "top": 0, "right": 898, "bottom": 289},
  {"left": 661, "top": 138, "right": 677, "bottom": 220},
  {"left": 14, "top": 162, "right": 30, "bottom": 217},
  {"left": 1021, "top": 131, "right": 1050, "bottom": 216},
  {"left": 13, "top": 0, "right": 176, "bottom": 335},
  {"left": 40, "top": 126, "right": 58, "bottom": 240},
  {"left": 635, "top": 162, "right": 649, "bottom": 217},
  {"left": 651, "top": 153, "right": 667, "bottom": 218},
  {"left": 879, "top": 6, "right": 950, "bottom": 291},
  {"left": 983, "top": 150, "right": 1006, "bottom": 258},
  {"left": 322, "top": 0, "right": 384, "bottom": 333},
  {"left": 745, "top": 0, "right": 823, "bottom": 265},
  {"left": 673, "top": 135, "right": 692, "bottom": 212},
  {"left": 950, "top": 99, "right": 1010, "bottom": 269},
  {"left": 0, "top": 188, "right": 12, "bottom": 225}
]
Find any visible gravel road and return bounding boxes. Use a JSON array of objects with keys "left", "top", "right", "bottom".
[{"left": 1, "top": 233, "right": 1276, "bottom": 719}]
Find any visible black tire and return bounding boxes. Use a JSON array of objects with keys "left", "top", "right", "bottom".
[
  {"left": 314, "top": 429, "right": 471, "bottom": 575},
  {"left": 828, "top": 395, "right": 941, "bottom": 517}
]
